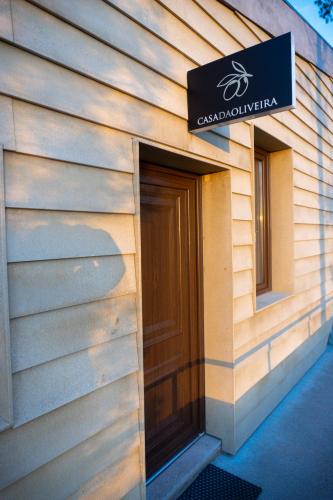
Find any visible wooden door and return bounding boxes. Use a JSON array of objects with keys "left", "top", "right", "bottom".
[{"left": 140, "top": 162, "right": 203, "bottom": 478}]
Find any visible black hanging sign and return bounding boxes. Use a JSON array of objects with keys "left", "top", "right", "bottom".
[{"left": 187, "top": 32, "right": 295, "bottom": 132}]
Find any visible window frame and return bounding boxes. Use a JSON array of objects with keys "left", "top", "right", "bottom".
[{"left": 254, "top": 147, "right": 271, "bottom": 295}]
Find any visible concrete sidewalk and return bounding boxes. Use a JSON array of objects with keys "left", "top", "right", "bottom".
[{"left": 213, "top": 344, "right": 333, "bottom": 500}]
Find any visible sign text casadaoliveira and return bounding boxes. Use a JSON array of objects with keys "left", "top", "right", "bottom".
[{"left": 187, "top": 32, "right": 295, "bottom": 132}]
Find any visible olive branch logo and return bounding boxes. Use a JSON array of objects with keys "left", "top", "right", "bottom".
[{"left": 217, "top": 61, "right": 253, "bottom": 101}]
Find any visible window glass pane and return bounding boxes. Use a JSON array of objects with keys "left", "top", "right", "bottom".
[{"left": 255, "top": 159, "right": 264, "bottom": 286}]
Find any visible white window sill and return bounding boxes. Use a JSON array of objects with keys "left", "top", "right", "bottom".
[{"left": 256, "top": 291, "right": 290, "bottom": 312}]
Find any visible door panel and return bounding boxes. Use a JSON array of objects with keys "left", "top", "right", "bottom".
[{"left": 140, "top": 162, "right": 203, "bottom": 478}]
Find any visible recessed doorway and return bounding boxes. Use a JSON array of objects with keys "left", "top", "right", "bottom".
[{"left": 140, "top": 161, "right": 204, "bottom": 478}]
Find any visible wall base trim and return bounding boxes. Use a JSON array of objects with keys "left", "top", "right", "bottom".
[{"left": 206, "top": 316, "right": 332, "bottom": 454}]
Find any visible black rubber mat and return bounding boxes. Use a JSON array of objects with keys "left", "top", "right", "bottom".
[{"left": 178, "top": 464, "right": 262, "bottom": 499}]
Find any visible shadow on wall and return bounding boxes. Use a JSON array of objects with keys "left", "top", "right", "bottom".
[
  {"left": 205, "top": 314, "right": 331, "bottom": 456},
  {"left": 197, "top": 128, "right": 231, "bottom": 153},
  {"left": 4, "top": 216, "right": 142, "bottom": 495},
  {"left": 6, "top": 6, "right": 234, "bottom": 158},
  {"left": 9, "top": 221, "right": 127, "bottom": 316}
]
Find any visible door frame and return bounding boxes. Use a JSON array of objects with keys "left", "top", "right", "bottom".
[
  {"left": 132, "top": 137, "right": 233, "bottom": 492},
  {"left": 132, "top": 140, "right": 206, "bottom": 484}
]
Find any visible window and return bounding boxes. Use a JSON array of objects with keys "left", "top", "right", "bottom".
[
  {"left": 255, "top": 148, "right": 271, "bottom": 294},
  {"left": 254, "top": 127, "right": 294, "bottom": 309}
]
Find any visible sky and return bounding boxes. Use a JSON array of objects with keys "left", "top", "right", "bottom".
[{"left": 286, "top": 0, "right": 333, "bottom": 47}]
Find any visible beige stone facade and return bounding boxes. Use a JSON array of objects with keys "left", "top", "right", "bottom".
[{"left": 0, "top": 0, "right": 332, "bottom": 498}]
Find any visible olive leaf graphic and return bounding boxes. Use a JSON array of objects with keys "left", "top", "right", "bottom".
[
  {"left": 217, "top": 60, "right": 253, "bottom": 101},
  {"left": 232, "top": 61, "right": 247, "bottom": 73}
]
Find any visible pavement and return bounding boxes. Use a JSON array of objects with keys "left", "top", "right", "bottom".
[{"left": 213, "top": 344, "right": 333, "bottom": 500}]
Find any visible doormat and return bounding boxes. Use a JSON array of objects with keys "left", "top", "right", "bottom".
[{"left": 178, "top": 464, "right": 262, "bottom": 499}]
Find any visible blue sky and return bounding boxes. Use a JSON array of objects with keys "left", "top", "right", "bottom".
[{"left": 286, "top": 0, "right": 333, "bottom": 46}]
